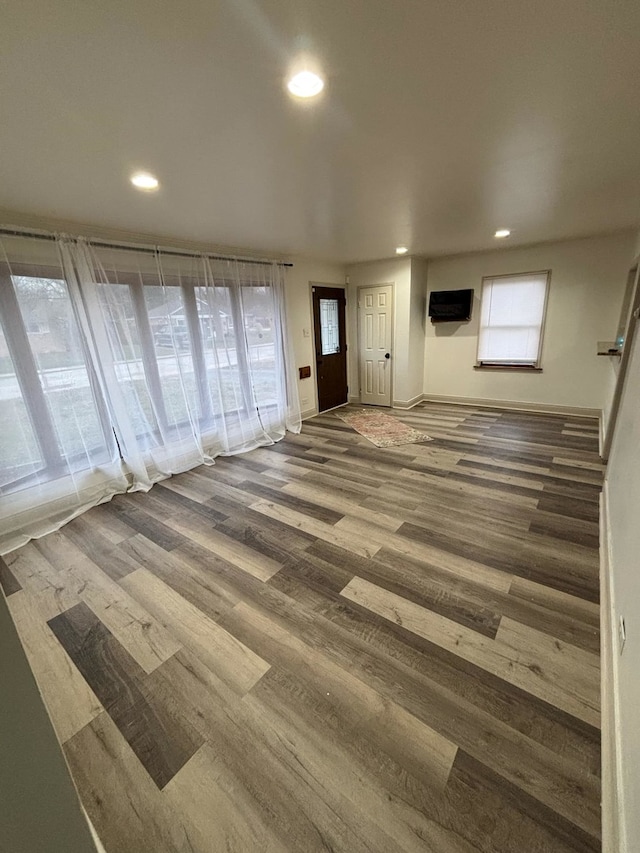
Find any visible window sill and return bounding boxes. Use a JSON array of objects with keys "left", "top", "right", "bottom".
[{"left": 474, "top": 364, "right": 542, "bottom": 372}]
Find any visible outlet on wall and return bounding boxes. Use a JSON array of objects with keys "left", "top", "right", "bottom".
[{"left": 619, "top": 615, "right": 626, "bottom": 654}]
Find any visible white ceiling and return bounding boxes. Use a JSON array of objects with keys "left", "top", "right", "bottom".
[{"left": 1, "top": 0, "right": 639, "bottom": 262}]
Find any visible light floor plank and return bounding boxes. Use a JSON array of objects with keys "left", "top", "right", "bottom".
[
  {"left": 341, "top": 576, "right": 600, "bottom": 727},
  {"left": 121, "top": 568, "right": 270, "bottom": 695},
  {"left": 7, "top": 589, "right": 103, "bottom": 743}
]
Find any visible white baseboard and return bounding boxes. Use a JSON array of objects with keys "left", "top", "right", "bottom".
[
  {"left": 83, "top": 809, "right": 107, "bottom": 853},
  {"left": 301, "top": 407, "right": 318, "bottom": 421},
  {"left": 346, "top": 394, "right": 422, "bottom": 409},
  {"left": 392, "top": 395, "right": 424, "bottom": 410},
  {"left": 421, "top": 393, "right": 600, "bottom": 419},
  {"left": 314, "top": 392, "right": 600, "bottom": 420},
  {"left": 600, "top": 483, "right": 626, "bottom": 853},
  {"left": 309, "top": 402, "right": 349, "bottom": 418}
]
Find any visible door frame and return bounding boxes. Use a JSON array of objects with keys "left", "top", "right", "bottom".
[
  {"left": 356, "top": 281, "right": 395, "bottom": 407},
  {"left": 310, "top": 281, "right": 348, "bottom": 413}
]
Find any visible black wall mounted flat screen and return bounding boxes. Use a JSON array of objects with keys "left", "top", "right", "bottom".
[{"left": 428, "top": 288, "right": 473, "bottom": 323}]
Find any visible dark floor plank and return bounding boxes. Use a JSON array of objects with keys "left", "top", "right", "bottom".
[
  {"left": 108, "top": 663, "right": 204, "bottom": 790},
  {"left": 237, "top": 479, "right": 345, "bottom": 525},
  {"left": 62, "top": 516, "right": 140, "bottom": 581},
  {"left": 152, "top": 482, "right": 230, "bottom": 524},
  {"left": 48, "top": 602, "right": 202, "bottom": 789},
  {"left": 118, "top": 534, "right": 239, "bottom": 623},
  {"left": 103, "top": 500, "right": 187, "bottom": 551},
  {"left": 217, "top": 506, "right": 319, "bottom": 560},
  {"left": 397, "top": 519, "right": 599, "bottom": 602},
  {"left": 445, "top": 750, "right": 599, "bottom": 853},
  {"left": 0, "top": 555, "right": 22, "bottom": 595},
  {"left": 538, "top": 492, "right": 600, "bottom": 523},
  {"left": 530, "top": 513, "right": 599, "bottom": 550},
  {"left": 48, "top": 601, "right": 144, "bottom": 712}
]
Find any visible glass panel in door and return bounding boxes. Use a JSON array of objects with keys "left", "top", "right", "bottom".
[{"left": 319, "top": 298, "right": 340, "bottom": 355}]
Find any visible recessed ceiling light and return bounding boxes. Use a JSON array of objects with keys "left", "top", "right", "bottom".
[
  {"left": 287, "top": 70, "right": 324, "bottom": 98},
  {"left": 494, "top": 229, "right": 511, "bottom": 238},
  {"left": 396, "top": 246, "right": 409, "bottom": 254},
  {"left": 130, "top": 171, "right": 159, "bottom": 191}
]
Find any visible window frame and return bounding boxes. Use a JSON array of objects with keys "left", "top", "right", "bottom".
[{"left": 474, "top": 269, "right": 551, "bottom": 371}]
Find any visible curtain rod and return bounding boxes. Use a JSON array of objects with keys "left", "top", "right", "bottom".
[{"left": 0, "top": 227, "right": 294, "bottom": 268}]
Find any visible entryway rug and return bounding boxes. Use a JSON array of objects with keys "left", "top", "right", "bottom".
[{"left": 334, "top": 408, "right": 432, "bottom": 448}]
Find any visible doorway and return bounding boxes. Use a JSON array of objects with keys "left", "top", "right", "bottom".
[
  {"left": 358, "top": 284, "right": 393, "bottom": 406},
  {"left": 312, "top": 285, "right": 348, "bottom": 412}
]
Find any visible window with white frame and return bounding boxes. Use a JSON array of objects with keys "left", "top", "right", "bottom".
[{"left": 476, "top": 271, "right": 550, "bottom": 368}]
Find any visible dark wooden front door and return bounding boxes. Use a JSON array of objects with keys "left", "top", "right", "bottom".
[{"left": 312, "top": 286, "right": 348, "bottom": 412}]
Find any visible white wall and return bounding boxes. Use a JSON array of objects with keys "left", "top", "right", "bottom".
[
  {"left": 424, "top": 231, "right": 635, "bottom": 412},
  {"left": 602, "top": 231, "right": 640, "bottom": 853},
  {"left": 602, "top": 356, "right": 622, "bottom": 437},
  {"left": 284, "top": 258, "right": 346, "bottom": 418},
  {"left": 346, "top": 257, "right": 425, "bottom": 406},
  {"left": 0, "top": 590, "right": 97, "bottom": 852},
  {"left": 408, "top": 258, "right": 429, "bottom": 404},
  {"left": 604, "top": 328, "right": 640, "bottom": 852}
]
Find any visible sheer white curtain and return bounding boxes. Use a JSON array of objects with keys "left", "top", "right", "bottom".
[{"left": 0, "top": 232, "right": 300, "bottom": 552}]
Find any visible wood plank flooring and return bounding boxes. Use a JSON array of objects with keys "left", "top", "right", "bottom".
[{"left": 3, "top": 402, "right": 603, "bottom": 852}]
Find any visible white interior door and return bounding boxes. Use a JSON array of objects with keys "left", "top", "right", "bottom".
[{"left": 358, "top": 284, "right": 393, "bottom": 406}]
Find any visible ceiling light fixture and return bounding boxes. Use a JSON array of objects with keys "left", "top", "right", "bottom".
[
  {"left": 287, "top": 70, "right": 324, "bottom": 98},
  {"left": 494, "top": 229, "right": 511, "bottom": 238},
  {"left": 130, "top": 171, "right": 159, "bottom": 191},
  {"left": 396, "top": 246, "right": 409, "bottom": 254}
]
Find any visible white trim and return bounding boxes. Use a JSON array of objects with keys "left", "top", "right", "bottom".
[
  {"left": 315, "top": 402, "right": 349, "bottom": 416},
  {"left": 83, "top": 808, "right": 107, "bottom": 853},
  {"left": 392, "top": 395, "right": 424, "bottom": 410},
  {"left": 348, "top": 394, "right": 361, "bottom": 404},
  {"left": 421, "top": 393, "right": 600, "bottom": 418},
  {"left": 600, "top": 483, "right": 626, "bottom": 853},
  {"left": 301, "top": 407, "right": 319, "bottom": 421}
]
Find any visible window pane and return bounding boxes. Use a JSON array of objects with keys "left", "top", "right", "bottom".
[
  {"left": 0, "top": 326, "right": 43, "bottom": 486},
  {"left": 320, "top": 298, "right": 340, "bottom": 355},
  {"left": 97, "top": 283, "right": 158, "bottom": 443},
  {"left": 478, "top": 326, "right": 542, "bottom": 362},
  {"left": 195, "top": 285, "right": 246, "bottom": 414},
  {"left": 242, "top": 285, "right": 277, "bottom": 407},
  {"left": 13, "top": 276, "right": 108, "bottom": 463},
  {"left": 144, "top": 286, "right": 197, "bottom": 425}
]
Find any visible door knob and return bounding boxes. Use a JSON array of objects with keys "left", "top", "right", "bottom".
[{"left": 385, "top": 352, "right": 390, "bottom": 359}]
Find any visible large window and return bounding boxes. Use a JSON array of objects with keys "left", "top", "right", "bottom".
[
  {"left": 476, "top": 271, "right": 550, "bottom": 368},
  {"left": 0, "top": 233, "right": 300, "bottom": 553}
]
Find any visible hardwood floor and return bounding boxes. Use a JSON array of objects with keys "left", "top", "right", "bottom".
[{"left": 1, "top": 402, "right": 603, "bottom": 852}]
